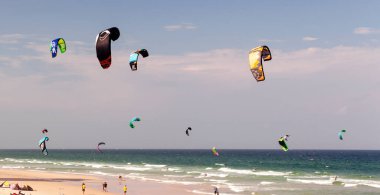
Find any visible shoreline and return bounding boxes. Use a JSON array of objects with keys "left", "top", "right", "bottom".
[{"left": 0, "top": 169, "right": 195, "bottom": 195}]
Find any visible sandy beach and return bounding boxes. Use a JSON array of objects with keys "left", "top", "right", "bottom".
[{"left": 0, "top": 169, "right": 194, "bottom": 195}]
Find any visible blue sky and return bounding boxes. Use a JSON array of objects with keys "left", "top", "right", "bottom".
[{"left": 0, "top": 1, "right": 380, "bottom": 149}]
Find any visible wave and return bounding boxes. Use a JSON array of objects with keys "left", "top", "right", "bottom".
[
  {"left": 285, "top": 175, "right": 329, "bottom": 179},
  {"left": 286, "top": 176, "right": 380, "bottom": 189},
  {"left": 167, "top": 167, "right": 182, "bottom": 172},
  {"left": 191, "top": 190, "right": 236, "bottom": 195},
  {"left": 4, "top": 158, "right": 27, "bottom": 163},
  {"left": 339, "top": 178, "right": 380, "bottom": 189},
  {"left": 143, "top": 164, "right": 167, "bottom": 168},
  {"left": 253, "top": 171, "right": 291, "bottom": 176},
  {"left": 80, "top": 163, "right": 106, "bottom": 169},
  {"left": 226, "top": 183, "right": 251, "bottom": 193},
  {"left": 112, "top": 165, "right": 152, "bottom": 171},
  {"left": 287, "top": 178, "right": 333, "bottom": 185},
  {"left": 208, "top": 173, "right": 228, "bottom": 178},
  {"left": 1, "top": 165, "right": 25, "bottom": 169},
  {"left": 219, "top": 167, "right": 254, "bottom": 175},
  {"left": 164, "top": 174, "right": 192, "bottom": 178},
  {"left": 259, "top": 181, "right": 274, "bottom": 185},
  {"left": 219, "top": 168, "right": 290, "bottom": 177},
  {"left": 344, "top": 183, "right": 357, "bottom": 187}
]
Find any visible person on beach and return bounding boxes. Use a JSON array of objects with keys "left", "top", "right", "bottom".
[
  {"left": 103, "top": 182, "right": 108, "bottom": 192},
  {"left": 123, "top": 184, "right": 128, "bottom": 195},
  {"left": 119, "top": 176, "right": 123, "bottom": 185},
  {"left": 82, "top": 183, "right": 86, "bottom": 194},
  {"left": 214, "top": 187, "right": 219, "bottom": 195}
]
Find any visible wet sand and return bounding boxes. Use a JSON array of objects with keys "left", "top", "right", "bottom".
[{"left": 0, "top": 169, "right": 195, "bottom": 195}]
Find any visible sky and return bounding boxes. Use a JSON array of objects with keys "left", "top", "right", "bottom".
[{"left": 0, "top": 0, "right": 380, "bottom": 149}]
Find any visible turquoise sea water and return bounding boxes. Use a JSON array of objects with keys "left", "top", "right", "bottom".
[{"left": 0, "top": 150, "right": 379, "bottom": 195}]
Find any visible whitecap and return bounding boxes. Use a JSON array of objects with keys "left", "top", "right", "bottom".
[
  {"left": 144, "top": 164, "right": 167, "bottom": 168},
  {"left": 219, "top": 167, "right": 254, "bottom": 175}
]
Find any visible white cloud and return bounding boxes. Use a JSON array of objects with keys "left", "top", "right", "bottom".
[
  {"left": 302, "top": 36, "right": 318, "bottom": 41},
  {"left": 0, "top": 34, "right": 26, "bottom": 44},
  {"left": 3, "top": 44, "right": 380, "bottom": 87},
  {"left": 353, "top": 27, "right": 380, "bottom": 35},
  {"left": 163, "top": 23, "right": 197, "bottom": 31}
]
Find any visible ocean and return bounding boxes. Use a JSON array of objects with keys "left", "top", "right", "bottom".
[{"left": 0, "top": 150, "right": 379, "bottom": 195}]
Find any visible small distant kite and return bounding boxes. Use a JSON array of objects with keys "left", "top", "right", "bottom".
[
  {"left": 129, "top": 117, "right": 141, "bottom": 128},
  {"left": 96, "top": 27, "right": 120, "bottom": 69},
  {"left": 278, "top": 135, "right": 290, "bottom": 152},
  {"left": 339, "top": 130, "right": 346, "bottom": 140},
  {"left": 185, "top": 127, "right": 192, "bottom": 136},
  {"left": 97, "top": 142, "right": 106, "bottom": 153},
  {"left": 39, "top": 136, "right": 49, "bottom": 156},
  {"left": 42, "top": 129, "right": 48, "bottom": 134},
  {"left": 129, "top": 49, "right": 149, "bottom": 71},
  {"left": 211, "top": 147, "right": 219, "bottom": 156},
  {"left": 50, "top": 38, "right": 66, "bottom": 58},
  {"left": 248, "top": 45, "right": 272, "bottom": 82}
]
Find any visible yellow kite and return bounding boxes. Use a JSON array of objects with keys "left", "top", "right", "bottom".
[{"left": 248, "top": 45, "right": 272, "bottom": 82}]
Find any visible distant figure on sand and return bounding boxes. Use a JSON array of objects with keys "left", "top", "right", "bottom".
[
  {"left": 119, "top": 175, "right": 123, "bottom": 185},
  {"left": 214, "top": 187, "right": 219, "bottom": 195},
  {"left": 81, "top": 183, "right": 86, "bottom": 194},
  {"left": 103, "top": 181, "right": 108, "bottom": 192},
  {"left": 123, "top": 185, "right": 128, "bottom": 195}
]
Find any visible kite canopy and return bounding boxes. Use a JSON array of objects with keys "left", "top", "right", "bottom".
[
  {"left": 42, "top": 129, "right": 48, "bottom": 134},
  {"left": 129, "top": 49, "right": 149, "bottom": 71},
  {"left": 38, "top": 136, "right": 49, "bottom": 156},
  {"left": 211, "top": 147, "right": 219, "bottom": 156},
  {"left": 129, "top": 117, "right": 141, "bottom": 128},
  {"left": 278, "top": 136, "right": 289, "bottom": 152},
  {"left": 97, "top": 142, "right": 106, "bottom": 153},
  {"left": 50, "top": 38, "right": 66, "bottom": 58},
  {"left": 96, "top": 27, "right": 120, "bottom": 69},
  {"left": 248, "top": 45, "right": 272, "bottom": 82},
  {"left": 185, "top": 127, "right": 192, "bottom": 136},
  {"left": 339, "top": 130, "right": 346, "bottom": 140}
]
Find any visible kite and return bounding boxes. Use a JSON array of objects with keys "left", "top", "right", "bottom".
[
  {"left": 129, "top": 117, "right": 141, "bottom": 128},
  {"left": 129, "top": 49, "right": 149, "bottom": 71},
  {"left": 212, "top": 147, "right": 219, "bottom": 156},
  {"left": 96, "top": 27, "right": 120, "bottom": 69},
  {"left": 339, "top": 130, "right": 346, "bottom": 140},
  {"left": 50, "top": 38, "right": 66, "bottom": 58},
  {"left": 97, "top": 142, "right": 105, "bottom": 153},
  {"left": 39, "top": 136, "right": 49, "bottom": 156},
  {"left": 42, "top": 129, "right": 48, "bottom": 134},
  {"left": 185, "top": 127, "right": 192, "bottom": 136},
  {"left": 248, "top": 45, "right": 272, "bottom": 81}
]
